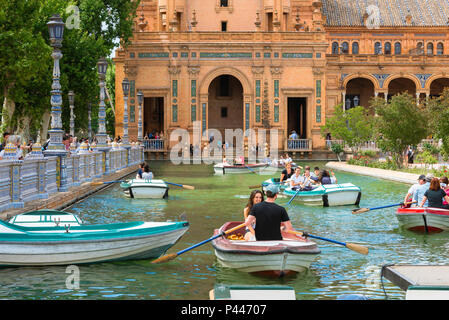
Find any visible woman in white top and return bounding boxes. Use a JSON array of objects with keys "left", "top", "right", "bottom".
[
  {"left": 290, "top": 167, "right": 306, "bottom": 189},
  {"left": 142, "top": 164, "right": 154, "bottom": 180}
]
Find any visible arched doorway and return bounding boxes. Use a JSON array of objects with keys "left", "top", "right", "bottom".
[
  {"left": 388, "top": 78, "right": 416, "bottom": 100},
  {"left": 345, "top": 78, "right": 375, "bottom": 109},
  {"left": 207, "top": 75, "right": 244, "bottom": 138},
  {"left": 430, "top": 77, "right": 449, "bottom": 97}
]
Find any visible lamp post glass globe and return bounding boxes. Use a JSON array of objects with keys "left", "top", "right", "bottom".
[
  {"left": 137, "top": 91, "right": 143, "bottom": 105},
  {"left": 122, "top": 78, "right": 130, "bottom": 97},
  {"left": 47, "top": 14, "right": 64, "bottom": 44},
  {"left": 68, "top": 91, "right": 74, "bottom": 105},
  {"left": 97, "top": 58, "right": 108, "bottom": 77}
]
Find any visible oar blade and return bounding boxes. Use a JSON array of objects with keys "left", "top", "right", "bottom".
[
  {"left": 151, "top": 253, "right": 178, "bottom": 264},
  {"left": 91, "top": 182, "right": 105, "bottom": 186},
  {"left": 182, "top": 185, "right": 195, "bottom": 190},
  {"left": 346, "top": 243, "right": 369, "bottom": 255},
  {"left": 248, "top": 185, "right": 262, "bottom": 189},
  {"left": 352, "top": 208, "right": 370, "bottom": 214}
]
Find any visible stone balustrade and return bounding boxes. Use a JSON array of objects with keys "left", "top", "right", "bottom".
[{"left": 0, "top": 142, "right": 144, "bottom": 213}]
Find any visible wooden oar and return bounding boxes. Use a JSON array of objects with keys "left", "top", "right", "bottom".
[
  {"left": 90, "top": 180, "right": 126, "bottom": 186},
  {"left": 165, "top": 182, "right": 195, "bottom": 190},
  {"left": 288, "top": 230, "right": 369, "bottom": 255},
  {"left": 152, "top": 222, "right": 247, "bottom": 264},
  {"left": 352, "top": 201, "right": 416, "bottom": 214}
]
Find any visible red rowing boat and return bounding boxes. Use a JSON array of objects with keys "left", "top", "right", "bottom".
[{"left": 396, "top": 207, "right": 449, "bottom": 233}]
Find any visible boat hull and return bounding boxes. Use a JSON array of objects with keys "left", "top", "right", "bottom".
[
  {"left": 213, "top": 163, "right": 268, "bottom": 175},
  {"left": 396, "top": 207, "right": 449, "bottom": 233},
  {"left": 121, "top": 179, "right": 169, "bottom": 199},
  {"left": 0, "top": 221, "right": 189, "bottom": 266},
  {"left": 212, "top": 222, "right": 320, "bottom": 277},
  {"left": 283, "top": 183, "right": 361, "bottom": 207}
]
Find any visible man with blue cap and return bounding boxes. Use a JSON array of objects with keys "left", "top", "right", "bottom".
[{"left": 244, "top": 184, "right": 299, "bottom": 241}]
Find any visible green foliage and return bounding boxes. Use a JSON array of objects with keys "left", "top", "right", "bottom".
[
  {"left": 0, "top": 0, "right": 139, "bottom": 140},
  {"left": 416, "top": 151, "right": 438, "bottom": 164},
  {"left": 358, "top": 150, "right": 377, "bottom": 158},
  {"left": 426, "top": 88, "right": 449, "bottom": 158},
  {"left": 371, "top": 94, "right": 430, "bottom": 168},
  {"left": 321, "top": 105, "right": 374, "bottom": 150},
  {"left": 330, "top": 143, "right": 344, "bottom": 155},
  {"left": 421, "top": 142, "right": 440, "bottom": 155}
]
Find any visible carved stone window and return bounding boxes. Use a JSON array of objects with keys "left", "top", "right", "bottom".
[{"left": 215, "top": 0, "right": 233, "bottom": 12}]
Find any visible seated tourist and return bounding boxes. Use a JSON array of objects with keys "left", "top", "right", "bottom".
[
  {"left": 290, "top": 167, "right": 305, "bottom": 190},
  {"left": 280, "top": 162, "right": 295, "bottom": 183},
  {"left": 319, "top": 170, "right": 337, "bottom": 185},
  {"left": 141, "top": 164, "right": 154, "bottom": 180},
  {"left": 419, "top": 177, "right": 449, "bottom": 209}
]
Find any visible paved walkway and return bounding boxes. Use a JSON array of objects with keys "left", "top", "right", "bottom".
[{"left": 325, "top": 161, "right": 418, "bottom": 185}]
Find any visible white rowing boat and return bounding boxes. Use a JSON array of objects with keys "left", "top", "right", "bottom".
[
  {"left": 283, "top": 183, "right": 362, "bottom": 207},
  {"left": 120, "top": 179, "right": 169, "bottom": 199}
]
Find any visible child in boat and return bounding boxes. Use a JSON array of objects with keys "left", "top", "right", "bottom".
[{"left": 243, "top": 190, "right": 264, "bottom": 241}]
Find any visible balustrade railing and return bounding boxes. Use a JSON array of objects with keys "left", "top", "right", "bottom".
[
  {"left": 0, "top": 145, "right": 144, "bottom": 213},
  {"left": 287, "top": 139, "right": 312, "bottom": 151},
  {"left": 143, "top": 139, "right": 165, "bottom": 151}
]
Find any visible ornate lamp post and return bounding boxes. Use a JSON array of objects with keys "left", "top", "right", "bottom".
[
  {"left": 96, "top": 57, "right": 111, "bottom": 174},
  {"left": 68, "top": 90, "right": 75, "bottom": 137},
  {"left": 96, "top": 57, "right": 108, "bottom": 148},
  {"left": 44, "top": 14, "right": 68, "bottom": 192},
  {"left": 88, "top": 101, "right": 92, "bottom": 141},
  {"left": 121, "top": 78, "right": 130, "bottom": 147},
  {"left": 137, "top": 90, "right": 144, "bottom": 144},
  {"left": 45, "top": 14, "right": 66, "bottom": 152}
]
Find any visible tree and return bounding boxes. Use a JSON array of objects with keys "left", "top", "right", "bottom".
[
  {"left": 0, "top": 0, "right": 139, "bottom": 142},
  {"left": 372, "top": 93, "right": 429, "bottom": 168},
  {"left": 320, "top": 104, "right": 374, "bottom": 151},
  {"left": 426, "top": 88, "right": 449, "bottom": 159}
]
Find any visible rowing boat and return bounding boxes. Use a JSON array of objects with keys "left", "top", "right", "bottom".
[
  {"left": 0, "top": 210, "right": 189, "bottom": 266},
  {"left": 282, "top": 183, "right": 362, "bottom": 207},
  {"left": 212, "top": 221, "right": 320, "bottom": 277},
  {"left": 120, "top": 179, "right": 169, "bottom": 199},
  {"left": 213, "top": 163, "right": 268, "bottom": 175},
  {"left": 396, "top": 207, "right": 449, "bottom": 233}
]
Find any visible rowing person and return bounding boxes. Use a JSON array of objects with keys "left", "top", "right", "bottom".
[{"left": 244, "top": 184, "right": 305, "bottom": 241}]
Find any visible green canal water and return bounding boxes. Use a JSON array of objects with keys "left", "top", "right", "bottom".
[{"left": 1, "top": 161, "right": 449, "bottom": 300}]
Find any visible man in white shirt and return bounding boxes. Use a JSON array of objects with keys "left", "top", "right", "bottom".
[{"left": 404, "top": 175, "right": 426, "bottom": 204}]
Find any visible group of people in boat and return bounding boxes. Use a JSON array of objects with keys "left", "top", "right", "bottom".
[
  {"left": 241, "top": 162, "right": 339, "bottom": 242},
  {"left": 281, "top": 163, "right": 338, "bottom": 191},
  {"left": 404, "top": 174, "right": 449, "bottom": 209},
  {"left": 136, "top": 162, "right": 154, "bottom": 180}
]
